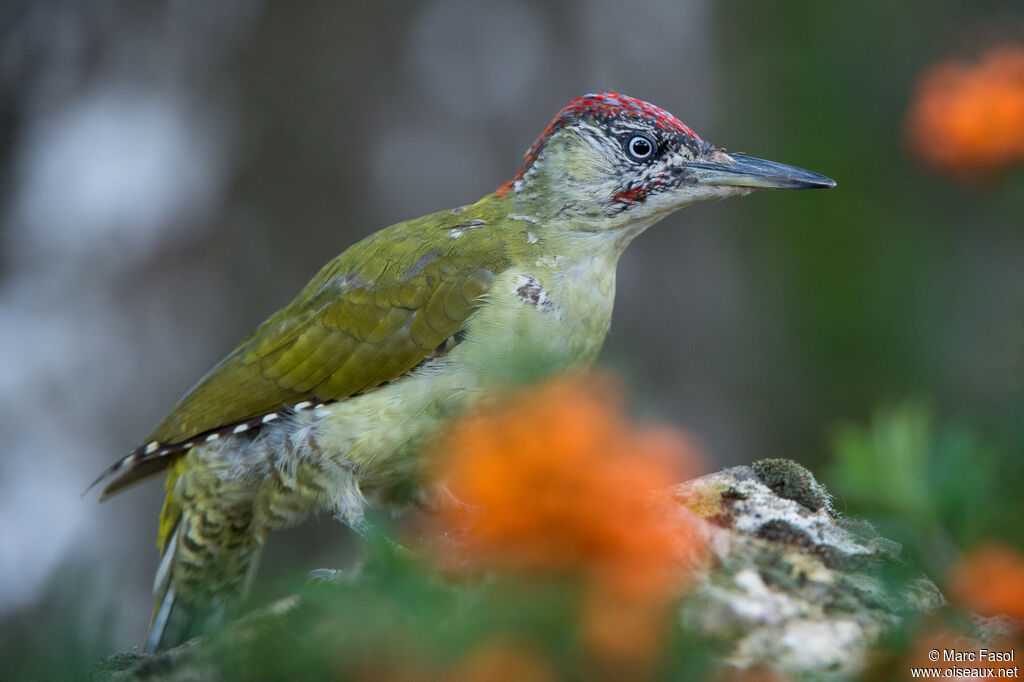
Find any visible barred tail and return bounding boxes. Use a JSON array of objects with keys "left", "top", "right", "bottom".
[
  {"left": 146, "top": 465, "right": 200, "bottom": 653},
  {"left": 146, "top": 513, "right": 235, "bottom": 652},
  {"left": 145, "top": 460, "right": 264, "bottom": 652}
]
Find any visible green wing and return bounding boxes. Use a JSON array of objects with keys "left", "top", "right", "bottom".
[{"left": 147, "top": 210, "right": 511, "bottom": 445}]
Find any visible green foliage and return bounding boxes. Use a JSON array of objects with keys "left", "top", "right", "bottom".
[
  {"left": 94, "top": 518, "right": 718, "bottom": 681},
  {"left": 827, "top": 399, "right": 1024, "bottom": 579}
]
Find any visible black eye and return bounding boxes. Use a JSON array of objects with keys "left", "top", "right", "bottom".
[{"left": 626, "top": 135, "right": 655, "bottom": 160}]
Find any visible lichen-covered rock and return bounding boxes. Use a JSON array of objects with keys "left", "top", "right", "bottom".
[{"left": 676, "top": 460, "right": 945, "bottom": 680}]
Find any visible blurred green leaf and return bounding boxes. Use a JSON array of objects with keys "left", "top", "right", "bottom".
[{"left": 828, "top": 400, "right": 1024, "bottom": 579}]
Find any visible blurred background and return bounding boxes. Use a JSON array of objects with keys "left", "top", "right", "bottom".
[{"left": 1, "top": 0, "right": 1021, "bottom": 676}]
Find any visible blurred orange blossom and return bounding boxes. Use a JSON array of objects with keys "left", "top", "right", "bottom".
[
  {"left": 428, "top": 373, "right": 706, "bottom": 588},
  {"left": 949, "top": 542, "right": 1024, "bottom": 622},
  {"left": 349, "top": 636, "right": 555, "bottom": 682},
  {"left": 427, "top": 373, "right": 709, "bottom": 670},
  {"left": 710, "top": 667, "right": 790, "bottom": 682},
  {"left": 903, "top": 625, "right": 1020, "bottom": 679},
  {"left": 905, "top": 43, "right": 1024, "bottom": 178},
  {"left": 446, "top": 638, "right": 556, "bottom": 682}
]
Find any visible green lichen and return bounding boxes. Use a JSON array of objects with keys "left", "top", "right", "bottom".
[{"left": 752, "top": 458, "right": 833, "bottom": 514}]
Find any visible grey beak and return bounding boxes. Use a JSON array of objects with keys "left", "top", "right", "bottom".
[{"left": 689, "top": 152, "right": 836, "bottom": 190}]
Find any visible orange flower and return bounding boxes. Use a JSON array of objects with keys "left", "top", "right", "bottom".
[
  {"left": 579, "top": 583, "right": 673, "bottom": 679},
  {"left": 428, "top": 373, "right": 708, "bottom": 670},
  {"left": 430, "top": 374, "right": 704, "bottom": 588},
  {"left": 905, "top": 43, "right": 1024, "bottom": 178},
  {"left": 347, "top": 631, "right": 555, "bottom": 682},
  {"left": 904, "top": 625, "right": 1020, "bottom": 679},
  {"left": 949, "top": 542, "right": 1024, "bottom": 621},
  {"left": 710, "top": 667, "right": 790, "bottom": 682},
  {"left": 446, "top": 638, "right": 556, "bottom": 682}
]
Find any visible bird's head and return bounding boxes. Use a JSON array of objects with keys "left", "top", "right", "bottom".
[{"left": 499, "top": 92, "right": 834, "bottom": 235}]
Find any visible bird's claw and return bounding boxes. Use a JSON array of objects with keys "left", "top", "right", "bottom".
[{"left": 305, "top": 568, "right": 345, "bottom": 585}]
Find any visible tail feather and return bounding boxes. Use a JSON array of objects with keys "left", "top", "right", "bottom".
[
  {"left": 147, "top": 465, "right": 194, "bottom": 652},
  {"left": 146, "top": 584, "right": 177, "bottom": 654},
  {"left": 146, "top": 520, "right": 227, "bottom": 652},
  {"left": 144, "top": 465, "right": 263, "bottom": 652},
  {"left": 146, "top": 519, "right": 181, "bottom": 653},
  {"left": 145, "top": 585, "right": 226, "bottom": 653},
  {"left": 152, "top": 523, "right": 180, "bottom": 609}
]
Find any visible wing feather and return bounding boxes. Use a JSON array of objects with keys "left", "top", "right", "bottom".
[{"left": 145, "top": 213, "right": 510, "bottom": 446}]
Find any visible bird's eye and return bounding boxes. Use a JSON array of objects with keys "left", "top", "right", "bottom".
[{"left": 626, "top": 135, "right": 655, "bottom": 160}]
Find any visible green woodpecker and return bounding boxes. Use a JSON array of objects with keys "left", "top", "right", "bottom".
[{"left": 95, "top": 92, "right": 834, "bottom": 651}]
